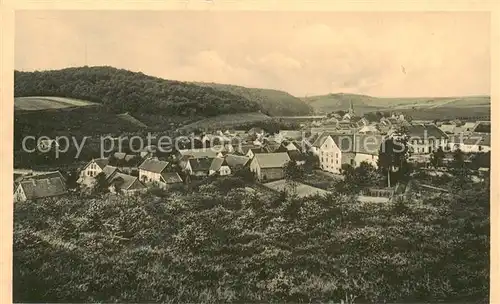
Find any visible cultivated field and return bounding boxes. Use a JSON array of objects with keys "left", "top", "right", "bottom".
[
  {"left": 178, "top": 112, "right": 272, "bottom": 132},
  {"left": 15, "top": 96, "right": 98, "bottom": 111}
]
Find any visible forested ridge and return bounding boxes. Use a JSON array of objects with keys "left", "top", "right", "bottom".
[
  {"left": 15, "top": 66, "right": 311, "bottom": 117},
  {"left": 15, "top": 66, "right": 261, "bottom": 117}
]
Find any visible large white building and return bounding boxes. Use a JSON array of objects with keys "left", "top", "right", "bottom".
[{"left": 314, "top": 133, "right": 383, "bottom": 174}]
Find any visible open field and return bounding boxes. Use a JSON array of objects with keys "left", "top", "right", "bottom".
[
  {"left": 178, "top": 112, "right": 272, "bottom": 132},
  {"left": 15, "top": 96, "right": 99, "bottom": 111},
  {"left": 303, "top": 93, "right": 491, "bottom": 119},
  {"left": 264, "top": 179, "right": 331, "bottom": 198}
]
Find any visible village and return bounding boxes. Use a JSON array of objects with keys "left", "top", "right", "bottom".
[{"left": 13, "top": 102, "right": 491, "bottom": 203}]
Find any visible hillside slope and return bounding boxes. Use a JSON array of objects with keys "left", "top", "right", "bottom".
[
  {"left": 304, "top": 93, "right": 491, "bottom": 119},
  {"left": 14, "top": 66, "right": 261, "bottom": 118},
  {"left": 194, "top": 82, "right": 313, "bottom": 116}
]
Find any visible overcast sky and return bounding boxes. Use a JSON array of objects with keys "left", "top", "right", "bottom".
[{"left": 15, "top": 11, "right": 490, "bottom": 97}]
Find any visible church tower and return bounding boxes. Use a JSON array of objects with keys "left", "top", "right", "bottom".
[{"left": 348, "top": 100, "right": 355, "bottom": 116}]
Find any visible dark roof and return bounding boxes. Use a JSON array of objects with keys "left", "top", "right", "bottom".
[
  {"left": 161, "top": 172, "right": 183, "bottom": 184},
  {"left": 189, "top": 157, "right": 214, "bottom": 172},
  {"left": 109, "top": 173, "right": 144, "bottom": 190},
  {"left": 406, "top": 124, "right": 448, "bottom": 139},
  {"left": 287, "top": 150, "right": 304, "bottom": 161},
  {"left": 102, "top": 165, "right": 119, "bottom": 180},
  {"left": 17, "top": 171, "right": 65, "bottom": 183},
  {"left": 19, "top": 177, "right": 67, "bottom": 200},
  {"left": 138, "top": 159, "right": 169, "bottom": 173}
]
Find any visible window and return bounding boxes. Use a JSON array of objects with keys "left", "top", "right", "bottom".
[
  {"left": 479, "top": 146, "right": 482, "bottom": 151},
  {"left": 336, "top": 160, "right": 339, "bottom": 165},
  {"left": 336, "top": 153, "right": 338, "bottom": 158}
]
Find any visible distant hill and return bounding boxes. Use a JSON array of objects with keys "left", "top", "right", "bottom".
[
  {"left": 303, "top": 93, "right": 491, "bottom": 119},
  {"left": 194, "top": 82, "right": 313, "bottom": 116}
]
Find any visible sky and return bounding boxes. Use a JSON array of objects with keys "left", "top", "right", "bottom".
[{"left": 15, "top": 11, "right": 490, "bottom": 97}]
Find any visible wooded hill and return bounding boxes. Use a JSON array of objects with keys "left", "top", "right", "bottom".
[{"left": 14, "top": 66, "right": 311, "bottom": 117}]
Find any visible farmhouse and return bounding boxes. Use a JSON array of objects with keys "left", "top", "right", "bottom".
[
  {"left": 108, "top": 172, "right": 147, "bottom": 195},
  {"left": 14, "top": 172, "right": 67, "bottom": 202},
  {"left": 178, "top": 148, "right": 223, "bottom": 159},
  {"left": 209, "top": 157, "right": 231, "bottom": 176},
  {"left": 406, "top": 124, "right": 448, "bottom": 154},
  {"left": 249, "top": 152, "right": 291, "bottom": 181},
  {"left": 448, "top": 134, "right": 491, "bottom": 153},
  {"left": 185, "top": 157, "right": 213, "bottom": 177},
  {"left": 138, "top": 159, "right": 169, "bottom": 184},
  {"left": 80, "top": 158, "right": 109, "bottom": 178}
]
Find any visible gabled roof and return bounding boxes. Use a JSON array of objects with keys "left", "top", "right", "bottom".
[
  {"left": 161, "top": 172, "right": 183, "bottom": 184},
  {"left": 209, "top": 157, "right": 225, "bottom": 172},
  {"left": 439, "top": 124, "right": 456, "bottom": 134},
  {"left": 19, "top": 176, "right": 67, "bottom": 200},
  {"left": 462, "top": 122, "right": 476, "bottom": 131},
  {"left": 278, "top": 130, "right": 303, "bottom": 139},
  {"left": 85, "top": 158, "right": 109, "bottom": 170},
  {"left": 253, "top": 152, "right": 291, "bottom": 169},
  {"left": 188, "top": 157, "right": 214, "bottom": 172},
  {"left": 101, "top": 165, "right": 119, "bottom": 180},
  {"left": 109, "top": 172, "right": 144, "bottom": 190},
  {"left": 225, "top": 154, "right": 250, "bottom": 168},
  {"left": 178, "top": 148, "right": 219, "bottom": 159},
  {"left": 138, "top": 159, "right": 169, "bottom": 173},
  {"left": 287, "top": 150, "right": 305, "bottom": 162},
  {"left": 406, "top": 124, "right": 448, "bottom": 139},
  {"left": 16, "top": 171, "right": 65, "bottom": 183},
  {"left": 353, "top": 134, "right": 383, "bottom": 155}
]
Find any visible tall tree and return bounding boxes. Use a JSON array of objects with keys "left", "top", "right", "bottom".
[
  {"left": 377, "top": 135, "right": 410, "bottom": 187},
  {"left": 430, "top": 146, "right": 445, "bottom": 168}
]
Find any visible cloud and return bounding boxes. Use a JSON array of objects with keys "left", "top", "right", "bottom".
[{"left": 15, "top": 11, "right": 490, "bottom": 97}]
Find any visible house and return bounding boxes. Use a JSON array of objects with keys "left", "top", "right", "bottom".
[
  {"left": 276, "top": 130, "right": 303, "bottom": 142},
  {"left": 471, "top": 121, "right": 491, "bottom": 133},
  {"left": 138, "top": 159, "right": 170, "bottom": 184},
  {"left": 317, "top": 133, "right": 383, "bottom": 173},
  {"left": 14, "top": 172, "right": 67, "bottom": 202},
  {"left": 246, "top": 147, "right": 268, "bottom": 159},
  {"left": 448, "top": 134, "right": 491, "bottom": 153},
  {"left": 108, "top": 172, "right": 147, "bottom": 195},
  {"left": 178, "top": 148, "right": 223, "bottom": 159},
  {"left": 185, "top": 157, "right": 213, "bottom": 177},
  {"left": 249, "top": 152, "right": 291, "bottom": 181},
  {"left": 462, "top": 122, "right": 477, "bottom": 133},
  {"left": 79, "top": 158, "right": 110, "bottom": 179},
  {"left": 358, "top": 124, "right": 380, "bottom": 134},
  {"left": 439, "top": 124, "right": 456, "bottom": 134},
  {"left": 225, "top": 154, "right": 250, "bottom": 170},
  {"left": 406, "top": 124, "right": 448, "bottom": 154},
  {"left": 209, "top": 157, "right": 231, "bottom": 176},
  {"left": 287, "top": 150, "right": 306, "bottom": 165},
  {"left": 248, "top": 127, "right": 265, "bottom": 138}
]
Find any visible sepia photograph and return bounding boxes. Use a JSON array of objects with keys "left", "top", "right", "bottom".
[{"left": 11, "top": 8, "right": 491, "bottom": 303}]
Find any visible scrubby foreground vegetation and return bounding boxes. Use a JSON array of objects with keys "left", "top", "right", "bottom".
[{"left": 14, "top": 175, "right": 489, "bottom": 303}]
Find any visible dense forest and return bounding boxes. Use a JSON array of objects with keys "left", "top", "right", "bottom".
[
  {"left": 14, "top": 173, "right": 489, "bottom": 303},
  {"left": 194, "top": 82, "right": 313, "bottom": 116},
  {"left": 14, "top": 66, "right": 261, "bottom": 117}
]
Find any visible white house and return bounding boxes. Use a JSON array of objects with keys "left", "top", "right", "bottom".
[
  {"left": 317, "top": 133, "right": 383, "bottom": 173},
  {"left": 14, "top": 172, "right": 67, "bottom": 202},
  {"left": 209, "top": 157, "right": 232, "bottom": 176},
  {"left": 406, "top": 124, "right": 448, "bottom": 154},
  {"left": 79, "top": 158, "right": 109, "bottom": 179}
]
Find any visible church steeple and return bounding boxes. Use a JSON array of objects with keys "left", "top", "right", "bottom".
[{"left": 348, "top": 100, "right": 354, "bottom": 115}]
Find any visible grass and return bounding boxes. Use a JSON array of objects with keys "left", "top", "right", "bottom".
[
  {"left": 263, "top": 179, "right": 331, "bottom": 198},
  {"left": 303, "top": 93, "right": 491, "bottom": 118},
  {"left": 15, "top": 96, "right": 98, "bottom": 111},
  {"left": 178, "top": 112, "right": 272, "bottom": 132}
]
